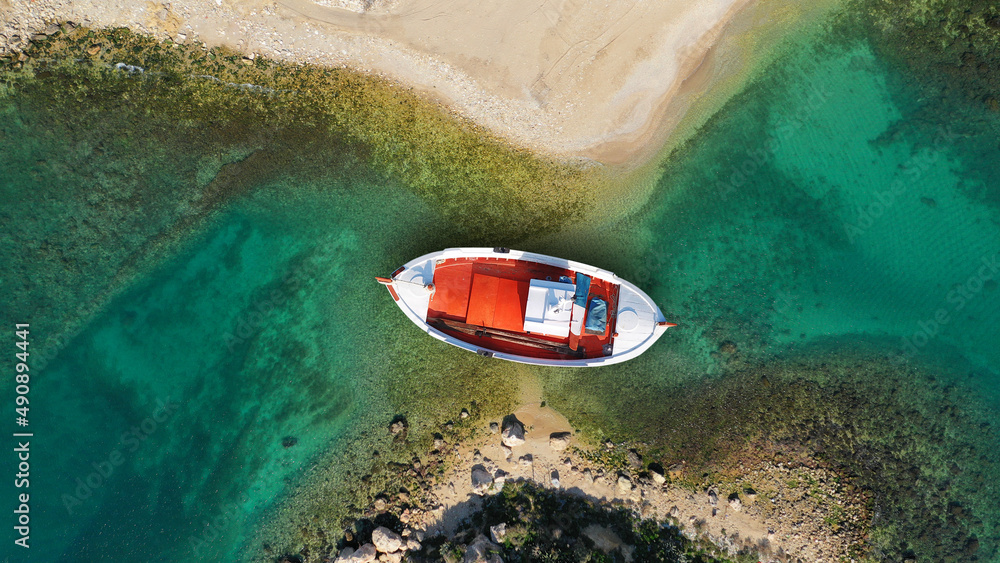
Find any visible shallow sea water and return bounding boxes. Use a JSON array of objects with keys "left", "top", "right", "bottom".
[{"left": 1, "top": 12, "right": 999, "bottom": 563}]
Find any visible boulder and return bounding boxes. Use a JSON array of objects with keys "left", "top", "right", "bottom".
[
  {"left": 379, "top": 552, "right": 403, "bottom": 563},
  {"left": 650, "top": 469, "right": 666, "bottom": 485},
  {"left": 626, "top": 449, "right": 642, "bottom": 468},
  {"left": 617, "top": 475, "right": 632, "bottom": 493},
  {"left": 389, "top": 416, "right": 408, "bottom": 439},
  {"left": 548, "top": 432, "right": 572, "bottom": 451},
  {"left": 490, "top": 523, "right": 507, "bottom": 543},
  {"left": 667, "top": 463, "right": 684, "bottom": 479},
  {"left": 550, "top": 470, "right": 561, "bottom": 488},
  {"left": 518, "top": 454, "right": 533, "bottom": 467},
  {"left": 352, "top": 544, "right": 377, "bottom": 563},
  {"left": 708, "top": 490, "right": 718, "bottom": 506},
  {"left": 372, "top": 526, "right": 403, "bottom": 553},
  {"left": 406, "top": 538, "right": 422, "bottom": 551},
  {"left": 471, "top": 465, "right": 495, "bottom": 496},
  {"left": 500, "top": 416, "right": 525, "bottom": 448},
  {"left": 464, "top": 534, "right": 504, "bottom": 563},
  {"left": 728, "top": 493, "right": 742, "bottom": 512},
  {"left": 493, "top": 469, "right": 508, "bottom": 490},
  {"left": 583, "top": 524, "right": 623, "bottom": 553},
  {"left": 334, "top": 547, "right": 355, "bottom": 562},
  {"left": 460, "top": 408, "right": 470, "bottom": 419},
  {"left": 489, "top": 422, "right": 499, "bottom": 434}
]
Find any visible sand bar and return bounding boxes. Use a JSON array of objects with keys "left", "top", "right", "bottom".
[{"left": 2, "top": 0, "right": 765, "bottom": 164}]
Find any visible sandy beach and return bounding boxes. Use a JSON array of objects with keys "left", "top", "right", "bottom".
[{"left": 0, "top": 0, "right": 831, "bottom": 165}]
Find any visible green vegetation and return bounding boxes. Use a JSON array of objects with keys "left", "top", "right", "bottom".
[{"left": 1, "top": 26, "right": 601, "bottom": 243}]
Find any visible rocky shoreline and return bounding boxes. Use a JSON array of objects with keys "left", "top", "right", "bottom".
[{"left": 290, "top": 402, "right": 870, "bottom": 563}]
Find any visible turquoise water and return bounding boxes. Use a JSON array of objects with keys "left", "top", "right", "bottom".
[{"left": 2, "top": 13, "right": 1000, "bottom": 563}]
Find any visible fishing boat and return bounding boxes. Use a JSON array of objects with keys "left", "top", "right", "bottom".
[{"left": 376, "top": 247, "right": 675, "bottom": 367}]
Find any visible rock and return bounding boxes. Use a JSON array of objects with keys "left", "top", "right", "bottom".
[
  {"left": 460, "top": 408, "right": 470, "bottom": 419},
  {"left": 493, "top": 469, "right": 508, "bottom": 490},
  {"left": 86, "top": 44, "right": 101, "bottom": 56},
  {"left": 433, "top": 434, "right": 445, "bottom": 450},
  {"left": 649, "top": 467, "right": 666, "bottom": 485},
  {"left": 518, "top": 454, "right": 533, "bottom": 467},
  {"left": 389, "top": 416, "right": 408, "bottom": 439},
  {"left": 489, "top": 422, "right": 499, "bottom": 434},
  {"left": 471, "top": 465, "right": 494, "bottom": 496},
  {"left": 583, "top": 524, "right": 623, "bottom": 553},
  {"left": 667, "top": 463, "right": 684, "bottom": 479},
  {"left": 708, "top": 490, "right": 718, "bottom": 506},
  {"left": 500, "top": 415, "right": 525, "bottom": 448},
  {"left": 617, "top": 475, "right": 632, "bottom": 492},
  {"left": 406, "top": 538, "right": 422, "bottom": 551},
  {"left": 463, "top": 535, "right": 503, "bottom": 563},
  {"left": 626, "top": 449, "right": 642, "bottom": 468},
  {"left": 550, "top": 470, "right": 561, "bottom": 488},
  {"left": 352, "top": 544, "right": 377, "bottom": 562},
  {"left": 44, "top": 24, "right": 61, "bottom": 36},
  {"left": 334, "top": 547, "right": 355, "bottom": 562},
  {"left": 379, "top": 552, "right": 403, "bottom": 563},
  {"left": 728, "top": 493, "right": 742, "bottom": 512},
  {"left": 373, "top": 496, "right": 388, "bottom": 512},
  {"left": 718, "top": 340, "right": 737, "bottom": 354},
  {"left": 548, "top": 431, "right": 572, "bottom": 451},
  {"left": 490, "top": 523, "right": 507, "bottom": 543},
  {"left": 372, "top": 526, "right": 403, "bottom": 553}
]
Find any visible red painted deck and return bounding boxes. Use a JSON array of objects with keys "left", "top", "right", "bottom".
[{"left": 426, "top": 257, "right": 619, "bottom": 360}]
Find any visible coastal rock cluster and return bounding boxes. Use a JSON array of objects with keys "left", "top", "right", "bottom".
[
  {"left": 331, "top": 526, "right": 419, "bottom": 563},
  {"left": 320, "top": 408, "right": 870, "bottom": 563}
]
